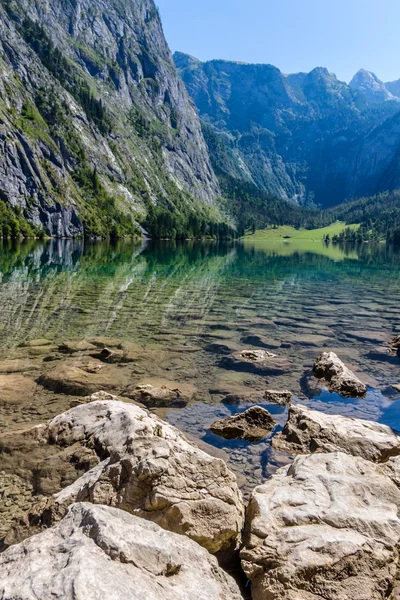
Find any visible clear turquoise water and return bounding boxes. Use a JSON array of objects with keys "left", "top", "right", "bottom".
[{"left": 1, "top": 238, "right": 399, "bottom": 490}]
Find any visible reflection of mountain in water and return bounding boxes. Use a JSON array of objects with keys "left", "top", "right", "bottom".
[{"left": 0, "top": 239, "right": 399, "bottom": 348}]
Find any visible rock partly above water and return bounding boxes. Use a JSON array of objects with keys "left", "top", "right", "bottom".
[
  {"left": 272, "top": 404, "right": 400, "bottom": 461},
  {"left": 313, "top": 351, "right": 367, "bottom": 397},
  {"left": 0, "top": 503, "right": 243, "bottom": 600},
  {"left": 241, "top": 452, "right": 400, "bottom": 600},
  {"left": 33, "top": 398, "right": 244, "bottom": 555},
  {"left": 210, "top": 406, "right": 276, "bottom": 441},
  {"left": 264, "top": 389, "right": 292, "bottom": 406}
]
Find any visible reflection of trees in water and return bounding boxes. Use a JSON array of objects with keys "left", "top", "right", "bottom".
[{"left": 0, "top": 239, "right": 399, "bottom": 349}]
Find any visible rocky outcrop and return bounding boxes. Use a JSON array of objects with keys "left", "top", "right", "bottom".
[
  {"left": 33, "top": 398, "right": 244, "bottom": 554},
  {"left": 210, "top": 406, "right": 275, "bottom": 441},
  {"left": 272, "top": 404, "right": 400, "bottom": 461},
  {"left": 264, "top": 389, "right": 292, "bottom": 405},
  {"left": 313, "top": 351, "right": 367, "bottom": 397},
  {"left": 241, "top": 452, "right": 400, "bottom": 600},
  {"left": 0, "top": 503, "right": 243, "bottom": 600},
  {"left": 0, "top": 0, "right": 220, "bottom": 238}
]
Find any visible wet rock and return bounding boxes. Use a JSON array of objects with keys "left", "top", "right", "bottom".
[
  {"left": 392, "top": 384, "right": 400, "bottom": 393},
  {"left": 33, "top": 398, "right": 244, "bottom": 554},
  {"left": 240, "top": 335, "right": 281, "bottom": 350},
  {"left": 241, "top": 452, "right": 400, "bottom": 600},
  {"left": 95, "top": 347, "right": 134, "bottom": 364},
  {"left": 58, "top": 340, "right": 97, "bottom": 354},
  {"left": 264, "top": 389, "right": 292, "bottom": 406},
  {"left": 272, "top": 404, "right": 400, "bottom": 461},
  {"left": 0, "top": 375, "right": 38, "bottom": 407},
  {"left": 37, "top": 359, "right": 130, "bottom": 396},
  {"left": 122, "top": 382, "right": 194, "bottom": 408},
  {"left": 221, "top": 393, "right": 264, "bottom": 405},
  {"left": 210, "top": 407, "right": 276, "bottom": 442},
  {"left": 313, "top": 351, "right": 367, "bottom": 397},
  {"left": 22, "top": 339, "right": 51, "bottom": 348},
  {"left": 0, "top": 503, "right": 243, "bottom": 600},
  {"left": 0, "top": 358, "right": 38, "bottom": 374},
  {"left": 390, "top": 335, "right": 400, "bottom": 357},
  {"left": 220, "top": 350, "right": 290, "bottom": 376}
]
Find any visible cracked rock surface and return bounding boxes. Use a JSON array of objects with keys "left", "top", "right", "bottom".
[
  {"left": 272, "top": 403, "right": 400, "bottom": 461},
  {"left": 32, "top": 398, "right": 244, "bottom": 554},
  {"left": 0, "top": 502, "right": 243, "bottom": 600},
  {"left": 241, "top": 451, "right": 400, "bottom": 600}
]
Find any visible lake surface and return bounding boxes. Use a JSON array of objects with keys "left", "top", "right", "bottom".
[{"left": 1, "top": 238, "right": 400, "bottom": 492}]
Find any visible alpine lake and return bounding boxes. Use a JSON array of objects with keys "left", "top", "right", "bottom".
[{"left": 0, "top": 237, "right": 400, "bottom": 535}]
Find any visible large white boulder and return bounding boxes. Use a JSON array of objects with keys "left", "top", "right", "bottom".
[
  {"left": 35, "top": 399, "right": 244, "bottom": 554},
  {"left": 272, "top": 403, "right": 400, "bottom": 461},
  {"left": 241, "top": 452, "right": 400, "bottom": 600},
  {"left": 0, "top": 503, "right": 243, "bottom": 600}
]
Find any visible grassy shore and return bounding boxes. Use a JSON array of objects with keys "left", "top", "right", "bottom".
[{"left": 246, "top": 222, "right": 358, "bottom": 241}]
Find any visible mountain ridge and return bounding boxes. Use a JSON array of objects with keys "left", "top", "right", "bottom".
[{"left": 175, "top": 51, "right": 400, "bottom": 207}]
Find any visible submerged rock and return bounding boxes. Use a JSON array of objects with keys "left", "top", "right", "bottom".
[
  {"left": 272, "top": 404, "right": 400, "bottom": 461},
  {"left": 264, "top": 389, "right": 292, "bottom": 406},
  {"left": 241, "top": 452, "right": 400, "bottom": 600},
  {"left": 0, "top": 503, "right": 243, "bottom": 600},
  {"left": 122, "top": 382, "right": 194, "bottom": 407},
  {"left": 210, "top": 407, "right": 275, "bottom": 441},
  {"left": 37, "top": 358, "right": 130, "bottom": 396},
  {"left": 32, "top": 398, "right": 244, "bottom": 554},
  {"left": 220, "top": 349, "right": 290, "bottom": 376},
  {"left": 313, "top": 351, "right": 367, "bottom": 397}
]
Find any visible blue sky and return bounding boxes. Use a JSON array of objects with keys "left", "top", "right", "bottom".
[{"left": 156, "top": 0, "right": 400, "bottom": 83}]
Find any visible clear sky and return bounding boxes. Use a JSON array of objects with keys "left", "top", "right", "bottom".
[{"left": 156, "top": 0, "right": 400, "bottom": 83}]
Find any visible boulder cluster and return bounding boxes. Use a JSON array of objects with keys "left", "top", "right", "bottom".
[{"left": 1, "top": 351, "right": 400, "bottom": 599}]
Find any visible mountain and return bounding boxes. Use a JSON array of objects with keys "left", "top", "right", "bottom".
[
  {"left": 386, "top": 79, "right": 400, "bottom": 98},
  {"left": 0, "top": 0, "right": 223, "bottom": 238},
  {"left": 349, "top": 69, "right": 398, "bottom": 103},
  {"left": 175, "top": 52, "right": 400, "bottom": 207}
]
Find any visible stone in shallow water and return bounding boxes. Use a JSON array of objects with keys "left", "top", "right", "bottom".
[
  {"left": 210, "top": 406, "right": 275, "bottom": 441},
  {"left": 122, "top": 381, "right": 195, "bottom": 407},
  {"left": 0, "top": 503, "right": 243, "bottom": 600},
  {"left": 37, "top": 358, "right": 130, "bottom": 396},
  {"left": 264, "top": 389, "right": 292, "bottom": 406},
  {"left": 241, "top": 452, "right": 400, "bottom": 600},
  {"left": 272, "top": 403, "right": 400, "bottom": 461},
  {"left": 220, "top": 349, "right": 291, "bottom": 376},
  {"left": 313, "top": 351, "right": 367, "bottom": 397},
  {"left": 31, "top": 398, "right": 244, "bottom": 554}
]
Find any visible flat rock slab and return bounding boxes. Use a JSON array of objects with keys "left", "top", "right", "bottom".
[
  {"left": 0, "top": 503, "right": 243, "bottom": 600},
  {"left": 264, "top": 389, "right": 292, "bottom": 406},
  {"left": 37, "top": 358, "right": 130, "bottom": 396},
  {"left": 313, "top": 351, "right": 367, "bottom": 397},
  {"left": 272, "top": 404, "right": 400, "bottom": 462},
  {"left": 210, "top": 406, "right": 275, "bottom": 441},
  {"left": 33, "top": 398, "right": 244, "bottom": 554},
  {"left": 241, "top": 452, "right": 400, "bottom": 600},
  {"left": 220, "top": 350, "right": 291, "bottom": 376},
  {"left": 0, "top": 375, "right": 38, "bottom": 407}
]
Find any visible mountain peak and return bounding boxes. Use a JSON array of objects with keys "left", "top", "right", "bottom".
[
  {"left": 173, "top": 51, "right": 201, "bottom": 70},
  {"left": 349, "top": 69, "right": 397, "bottom": 103}
]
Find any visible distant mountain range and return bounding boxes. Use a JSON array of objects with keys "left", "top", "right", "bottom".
[{"left": 175, "top": 52, "right": 400, "bottom": 207}]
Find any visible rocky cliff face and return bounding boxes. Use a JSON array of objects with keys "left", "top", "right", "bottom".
[
  {"left": 0, "top": 0, "right": 220, "bottom": 236},
  {"left": 349, "top": 69, "right": 399, "bottom": 103},
  {"left": 175, "top": 52, "right": 400, "bottom": 207}
]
